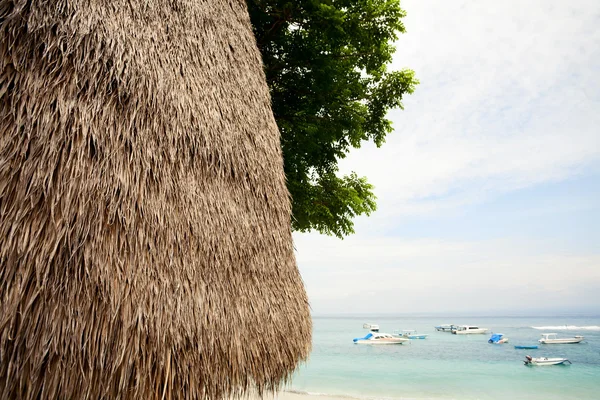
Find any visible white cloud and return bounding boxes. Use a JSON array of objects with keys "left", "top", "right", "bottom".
[
  {"left": 338, "top": 0, "right": 600, "bottom": 222},
  {"left": 294, "top": 232, "right": 600, "bottom": 314}
]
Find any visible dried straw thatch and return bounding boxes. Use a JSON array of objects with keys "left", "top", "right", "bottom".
[{"left": 0, "top": 0, "right": 311, "bottom": 398}]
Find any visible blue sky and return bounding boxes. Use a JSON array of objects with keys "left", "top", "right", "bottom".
[
  {"left": 386, "top": 174, "right": 600, "bottom": 248},
  {"left": 293, "top": 0, "right": 600, "bottom": 315}
]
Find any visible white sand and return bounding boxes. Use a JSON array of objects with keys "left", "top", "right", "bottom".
[
  {"left": 267, "top": 391, "right": 348, "bottom": 400},
  {"left": 241, "top": 390, "right": 350, "bottom": 400}
]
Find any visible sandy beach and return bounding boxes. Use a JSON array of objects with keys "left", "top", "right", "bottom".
[
  {"left": 263, "top": 390, "right": 435, "bottom": 400},
  {"left": 258, "top": 391, "right": 348, "bottom": 400}
]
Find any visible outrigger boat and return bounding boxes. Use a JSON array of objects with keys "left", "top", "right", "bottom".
[
  {"left": 353, "top": 332, "right": 409, "bottom": 345},
  {"left": 398, "top": 330, "right": 428, "bottom": 339},
  {"left": 524, "top": 355, "right": 571, "bottom": 366},
  {"left": 434, "top": 324, "right": 454, "bottom": 332},
  {"left": 538, "top": 333, "right": 584, "bottom": 344}
]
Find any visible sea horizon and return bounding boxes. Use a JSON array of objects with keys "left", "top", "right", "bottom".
[{"left": 311, "top": 311, "right": 600, "bottom": 318}]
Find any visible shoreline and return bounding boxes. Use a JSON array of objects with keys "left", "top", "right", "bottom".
[{"left": 255, "top": 389, "right": 447, "bottom": 400}]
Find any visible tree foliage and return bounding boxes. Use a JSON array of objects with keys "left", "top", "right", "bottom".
[{"left": 247, "top": 0, "right": 418, "bottom": 238}]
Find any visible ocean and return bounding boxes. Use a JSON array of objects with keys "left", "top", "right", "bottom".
[{"left": 285, "top": 316, "right": 600, "bottom": 399}]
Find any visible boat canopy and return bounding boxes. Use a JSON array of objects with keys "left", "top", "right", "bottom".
[
  {"left": 489, "top": 333, "right": 504, "bottom": 343},
  {"left": 353, "top": 333, "right": 373, "bottom": 343}
]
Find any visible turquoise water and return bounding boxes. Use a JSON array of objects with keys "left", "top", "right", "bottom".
[{"left": 287, "top": 316, "right": 600, "bottom": 399}]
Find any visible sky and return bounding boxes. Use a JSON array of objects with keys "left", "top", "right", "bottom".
[{"left": 293, "top": 0, "right": 600, "bottom": 316}]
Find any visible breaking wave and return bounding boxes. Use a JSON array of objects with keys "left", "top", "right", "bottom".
[{"left": 531, "top": 325, "right": 600, "bottom": 331}]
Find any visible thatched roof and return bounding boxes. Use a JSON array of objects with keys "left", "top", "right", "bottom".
[{"left": 0, "top": 0, "right": 311, "bottom": 398}]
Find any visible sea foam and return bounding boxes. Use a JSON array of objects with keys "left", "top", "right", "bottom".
[{"left": 531, "top": 325, "right": 600, "bottom": 331}]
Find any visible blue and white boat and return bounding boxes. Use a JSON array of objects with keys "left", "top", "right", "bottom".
[
  {"left": 353, "top": 332, "right": 409, "bottom": 345},
  {"left": 399, "top": 330, "right": 428, "bottom": 339},
  {"left": 434, "top": 324, "right": 455, "bottom": 332},
  {"left": 488, "top": 333, "right": 509, "bottom": 344}
]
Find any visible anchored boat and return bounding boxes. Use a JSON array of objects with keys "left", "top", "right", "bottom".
[
  {"left": 524, "top": 355, "right": 571, "bottom": 366},
  {"left": 452, "top": 325, "right": 489, "bottom": 334},
  {"left": 434, "top": 324, "right": 455, "bottom": 332},
  {"left": 538, "top": 333, "right": 584, "bottom": 344},
  {"left": 353, "top": 332, "right": 409, "bottom": 345},
  {"left": 397, "top": 330, "right": 428, "bottom": 339},
  {"left": 514, "top": 345, "right": 538, "bottom": 349},
  {"left": 363, "top": 323, "right": 380, "bottom": 332},
  {"left": 488, "top": 333, "right": 509, "bottom": 344}
]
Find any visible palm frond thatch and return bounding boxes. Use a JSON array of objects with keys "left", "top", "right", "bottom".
[{"left": 0, "top": 0, "right": 311, "bottom": 398}]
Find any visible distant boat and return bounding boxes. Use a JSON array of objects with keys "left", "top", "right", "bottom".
[
  {"left": 514, "top": 345, "right": 538, "bottom": 349},
  {"left": 488, "top": 333, "right": 509, "bottom": 344},
  {"left": 398, "top": 330, "right": 428, "bottom": 339},
  {"left": 353, "top": 332, "right": 409, "bottom": 345},
  {"left": 538, "top": 333, "right": 584, "bottom": 344},
  {"left": 363, "top": 323, "right": 380, "bottom": 332},
  {"left": 435, "top": 324, "right": 454, "bottom": 332},
  {"left": 524, "top": 355, "right": 571, "bottom": 366},
  {"left": 452, "top": 325, "right": 488, "bottom": 335}
]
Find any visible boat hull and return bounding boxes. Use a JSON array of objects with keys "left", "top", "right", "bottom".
[
  {"left": 525, "top": 358, "right": 571, "bottom": 366},
  {"left": 355, "top": 339, "right": 408, "bottom": 345},
  {"left": 515, "top": 345, "right": 538, "bottom": 349},
  {"left": 453, "top": 329, "right": 488, "bottom": 334},
  {"left": 539, "top": 337, "right": 584, "bottom": 344}
]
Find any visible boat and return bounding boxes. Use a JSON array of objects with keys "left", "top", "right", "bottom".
[
  {"left": 363, "top": 323, "right": 380, "bottom": 332},
  {"left": 353, "top": 332, "right": 410, "bottom": 345},
  {"left": 538, "top": 333, "right": 584, "bottom": 344},
  {"left": 398, "top": 330, "right": 428, "bottom": 339},
  {"left": 488, "top": 333, "right": 509, "bottom": 344},
  {"left": 524, "top": 355, "right": 572, "bottom": 366},
  {"left": 514, "top": 345, "right": 538, "bottom": 349},
  {"left": 434, "top": 324, "right": 455, "bottom": 332},
  {"left": 452, "top": 325, "right": 488, "bottom": 334}
]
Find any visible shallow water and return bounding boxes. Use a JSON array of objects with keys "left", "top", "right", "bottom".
[{"left": 287, "top": 316, "right": 600, "bottom": 399}]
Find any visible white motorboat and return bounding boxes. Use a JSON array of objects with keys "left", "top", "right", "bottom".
[
  {"left": 524, "top": 355, "right": 571, "bottom": 366},
  {"left": 538, "top": 333, "right": 584, "bottom": 344},
  {"left": 363, "top": 323, "right": 380, "bottom": 332},
  {"left": 353, "top": 332, "right": 409, "bottom": 345},
  {"left": 452, "top": 325, "right": 488, "bottom": 334}
]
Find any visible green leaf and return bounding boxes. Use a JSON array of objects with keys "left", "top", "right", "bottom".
[{"left": 248, "top": 0, "right": 418, "bottom": 238}]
